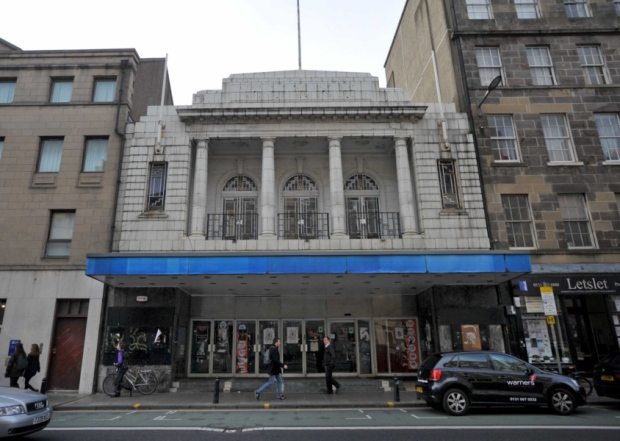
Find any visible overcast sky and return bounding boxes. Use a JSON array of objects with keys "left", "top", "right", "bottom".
[{"left": 3, "top": 0, "right": 406, "bottom": 105}]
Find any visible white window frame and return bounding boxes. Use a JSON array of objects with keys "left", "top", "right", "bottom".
[
  {"left": 558, "top": 194, "right": 597, "bottom": 249},
  {"left": 514, "top": 0, "right": 541, "bottom": 19},
  {"left": 50, "top": 78, "right": 73, "bottom": 103},
  {"left": 594, "top": 113, "right": 620, "bottom": 162},
  {"left": 577, "top": 45, "right": 610, "bottom": 86},
  {"left": 466, "top": 0, "right": 494, "bottom": 20},
  {"left": 541, "top": 114, "right": 578, "bottom": 164},
  {"left": 488, "top": 115, "right": 520, "bottom": 162},
  {"left": 45, "top": 210, "right": 76, "bottom": 258},
  {"left": 476, "top": 47, "right": 505, "bottom": 87},
  {"left": 564, "top": 0, "right": 591, "bottom": 18},
  {"left": 0, "top": 79, "right": 16, "bottom": 104},
  {"left": 526, "top": 47, "right": 557, "bottom": 86},
  {"left": 501, "top": 194, "right": 537, "bottom": 249}
]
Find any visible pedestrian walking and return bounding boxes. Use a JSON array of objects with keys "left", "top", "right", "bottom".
[
  {"left": 24, "top": 344, "right": 41, "bottom": 391},
  {"left": 112, "top": 341, "right": 128, "bottom": 397},
  {"left": 5, "top": 343, "right": 28, "bottom": 388},
  {"left": 323, "top": 335, "right": 340, "bottom": 394},
  {"left": 255, "top": 338, "right": 287, "bottom": 400}
]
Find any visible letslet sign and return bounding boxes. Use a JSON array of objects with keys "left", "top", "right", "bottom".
[{"left": 516, "top": 275, "right": 620, "bottom": 295}]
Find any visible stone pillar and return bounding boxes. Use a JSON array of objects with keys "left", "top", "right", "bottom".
[
  {"left": 329, "top": 137, "right": 348, "bottom": 238},
  {"left": 394, "top": 137, "right": 418, "bottom": 236},
  {"left": 190, "top": 139, "right": 208, "bottom": 236},
  {"left": 260, "top": 138, "right": 276, "bottom": 238}
]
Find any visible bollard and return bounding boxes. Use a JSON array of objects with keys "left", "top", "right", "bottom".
[
  {"left": 213, "top": 377, "right": 220, "bottom": 404},
  {"left": 40, "top": 378, "right": 48, "bottom": 394},
  {"left": 393, "top": 377, "right": 400, "bottom": 402}
]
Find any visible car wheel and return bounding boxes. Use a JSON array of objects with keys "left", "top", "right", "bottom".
[
  {"left": 549, "top": 388, "right": 576, "bottom": 415},
  {"left": 442, "top": 388, "right": 470, "bottom": 416}
]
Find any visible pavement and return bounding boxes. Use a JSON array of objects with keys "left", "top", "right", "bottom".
[{"left": 47, "top": 385, "right": 619, "bottom": 411}]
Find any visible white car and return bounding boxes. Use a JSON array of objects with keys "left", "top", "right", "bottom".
[{"left": 0, "top": 387, "right": 52, "bottom": 437}]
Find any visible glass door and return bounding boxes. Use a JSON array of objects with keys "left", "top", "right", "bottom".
[
  {"left": 346, "top": 197, "right": 379, "bottom": 239},
  {"left": 235, "top": 320, "right": 257, "bottom": 375},
  {"left": 364, "top": 197, "right": 380, "bottom": 239},
  {"left": 284, "top": 197, "right": 318, "bottom": 239},
  {"left": 223, "top": 198, "right": 257, "bottom": 240},
  {"left": 305, "top": 320, "right": 326, "bottom": 374},
  {"left": 258, "top": 320, "right": 279, "bottom": 374},
  {"left": 329, "top": 321, "right": 358, "bottom": 374},
  {"left": 283, "top": 320, "right": 303, "bottom": 374},
  {"left": 374, "top": 318, "right": 421, "bottom": 374},
  {"left": 212, "top": 320, "right": 233, "bottom": 374},
  {"left": 190, "top": 320, "right": 212, "bottom": 375}
]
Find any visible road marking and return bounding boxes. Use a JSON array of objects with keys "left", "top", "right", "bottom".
[
  {"left": 46, "top": 426, "right": 620, "bottom": 432},
  {"left": 46, "top": 427, "right": 226, "bottom": 432},
  {"left": 345, "top": 409, "right": 372, "bottom": 420},
  {"left": 411, "top": 413, "right": 448, "bottom": 420},
  {"left": 154, "top": 410, "right": 183, "bottom": 421}
]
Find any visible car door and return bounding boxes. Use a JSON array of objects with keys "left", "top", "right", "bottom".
[
  {"left": 455, "top": 353, "right": 495, "bottom": 404},
  {"left": 489, "top": 353, "right": 543, "bottom": 405}
]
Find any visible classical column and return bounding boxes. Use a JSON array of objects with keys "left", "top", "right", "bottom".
[
  {"left": 260, "top": 138, "right": 276, "bottom": 238},
  {"left": 190, "top": 139, "right": 208, "bottom": 236},
  {"left": 329, "top": 137, "right": 347, "bottom": 238},
  {"left": 394, "top": 137, "right": 418, "bottom": 236}
]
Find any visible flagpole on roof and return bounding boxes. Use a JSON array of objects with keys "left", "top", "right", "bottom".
[{"left": 297, "top": 0, "right": 302, "bottom": 70}]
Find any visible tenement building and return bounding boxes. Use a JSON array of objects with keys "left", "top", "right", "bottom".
[
  {"left": 86, "top": 70, "right": 529, "bottom": 383},
  {"left": 0, "top": 38, "right": 172, "bottom": 392},
  {"left": 386, "top": 0, "right": 620, "bottom": 371}
]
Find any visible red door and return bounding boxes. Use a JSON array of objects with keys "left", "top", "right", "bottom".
[{"left": 47, "top": 317, "right": 87, "bottom": 390}]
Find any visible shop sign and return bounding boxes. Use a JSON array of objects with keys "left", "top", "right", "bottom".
[{"left": 517, "top": 275, "right": 620, "bottom": 295}]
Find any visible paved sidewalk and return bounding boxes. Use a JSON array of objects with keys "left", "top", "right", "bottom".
[{"left": 48, "top": 389, "right": 618, "bottom": 411}]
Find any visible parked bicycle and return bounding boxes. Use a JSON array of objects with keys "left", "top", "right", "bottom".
[{"left": 103, "top": 366, "right": 158, "bottom": 396}]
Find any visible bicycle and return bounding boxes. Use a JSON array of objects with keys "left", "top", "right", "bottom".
[{"left": 102, "top": 365, "right": 159, "bottom": 397}]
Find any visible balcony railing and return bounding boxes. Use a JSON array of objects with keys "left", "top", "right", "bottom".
[
  {"left": 346, "top": 211, "right": 401, "bottom": 239},
  {"left": 277, "top": 212, "right": 330, "bottom": 239},
  {"left": 206, "top": 213, "right": 258, "bottom": 240}
]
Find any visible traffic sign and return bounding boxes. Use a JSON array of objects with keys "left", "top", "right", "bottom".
[{"left": 540, "top": 286, "right": 558, "bottom": 316}]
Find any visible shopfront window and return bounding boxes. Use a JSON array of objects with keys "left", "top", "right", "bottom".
[
  {"left": 438, "top": 324, "right": 505, "bottom": 353},
  {"left": 191, "top": 321, "right": 211, "bottom": 374},
  {"left": 374, "top": 319, "right": 421, "bottom": 374},
  {"left": 104, "top": 326, "right": 171, "bottom": 365}
]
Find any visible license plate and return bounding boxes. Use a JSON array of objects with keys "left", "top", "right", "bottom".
[
  {"left": 415, "top": 386, "right": 424, "bottom": 394},
  {"left": 601, "top": 375, "right": 614, "bottom": 382},
  {"left": 32, "top": 413, "right": 50, "bottom": 425}
]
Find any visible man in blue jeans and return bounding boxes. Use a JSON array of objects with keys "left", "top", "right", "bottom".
[{"left": 255, "top": 338, "right": 287, "bottom": 400}]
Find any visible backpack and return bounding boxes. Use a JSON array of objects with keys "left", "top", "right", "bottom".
[
  {"left": 262, "top": 347, "right": 271, "bottom": 365},
  {"left": 16, "top": 354, "right": 28, "bottom": 371}
]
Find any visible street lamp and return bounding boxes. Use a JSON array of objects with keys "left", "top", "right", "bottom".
[{"left": 477, "top": 75, "right": 502, "bottom": 110}]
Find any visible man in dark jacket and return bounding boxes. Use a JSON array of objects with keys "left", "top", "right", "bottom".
[
  {"left": 255, "top": 338, "right": 287, "bottom": 400},
  {"left": 323, "top": 335, "right": 340, "bottom": 394}
]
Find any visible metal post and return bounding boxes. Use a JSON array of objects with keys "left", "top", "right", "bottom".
[
  {"left": 40, "top": 378, "right": 48, "bottom": 394},
  {"left": 393, "top": 377, "right": 400, "bottom": 402},
  {"left": 213, "top": 377, "right": 220, "bottom": 404}
]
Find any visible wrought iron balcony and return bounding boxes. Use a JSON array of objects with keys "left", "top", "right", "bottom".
[
  {"left": 206, "top": 213, "right": 258, "bottom": 240},
  {"left": 277, "top": 212, "right": 330, "bottom": 239},
  {"left": 346, "top": 211, "right": 401, "bottom": 239}
]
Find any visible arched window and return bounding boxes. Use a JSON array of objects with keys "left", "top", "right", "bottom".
[
  {"left": 283, "top": 174, "right": 317, "bottom": 192},
  {"left": 223, "top": 175, "right": 257, "bottom": 192},
  {"left": 344, "top": 174, "right": 379, "bottom": 191}
]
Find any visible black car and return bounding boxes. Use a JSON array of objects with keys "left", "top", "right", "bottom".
[
  {"left": 593, "top": 351, "right": 620, "bottom": 399},
  {"left": 416, "top": 351, "right": 586, "bottom": 416}
]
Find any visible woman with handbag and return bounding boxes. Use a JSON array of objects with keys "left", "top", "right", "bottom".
[{"left": 5, "top": 343, "right": 28, "bottom": 388}]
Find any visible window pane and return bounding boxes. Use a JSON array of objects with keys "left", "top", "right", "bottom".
[
  {"left": 541, "top": 115, "right": 574, "bottom": 162},
  {"left": 466, "top": 0, "right": 493, "bottom": 19},
  {"left": 51, "top": 80, "right": 73, "bottom": 103},
  {"left": 558, "top": 194, "right": 594, "bottom": 248},
  {"left": 502, "top": 194, "right": 535, "bottom": 248},
  {"left": 83, "top": 138, "right": 108, "bottom": 172},
  {"left": 438, "top": 160, "right": 459, "bottom": 208},
  {"left": 476, "top": 47, "right": 503, "bottom": 87},
  {"left": 515, "top": 0, "right": 540, "bottom": 19},
  {"left": 46, "top": 211, "right": 75, "bottom": 257},
  {"left": 577, "top": 46, "right": 607, "bottom": 85},
  {"left": 594, "top": 114, "right": 620, "bottom": 161},
  {"left": 38, "top": 139, "right": 64, "bottom": 172},
  {"left": 564, "top": 0, "right": 590, "bottom": 18},
  {"left": 527, "top": 47, "right": 555, "bottom": 85},
  {"left": 148, "top": 163, "right": 167, "bottom": 211},
  {"left": 488, "top": 115, "right": 519, "bottom": 161},
  {"left": 0, "top": 80, "right": 16, "bottom": 103},
  {"left": 615, "top": 0, "right": 620, "bottom": 16},
  {"left": 93, "top": 79, "right": 116, "bottom": 102}
]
